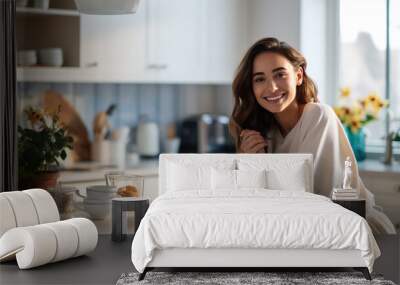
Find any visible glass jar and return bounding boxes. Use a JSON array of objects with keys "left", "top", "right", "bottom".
[{"left": 105, "top": 172, "right": 145, "bottom": 198}]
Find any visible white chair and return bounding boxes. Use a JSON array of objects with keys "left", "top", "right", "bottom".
[{"left": 0, "top": 188, "right": 98, "bottom": 269}]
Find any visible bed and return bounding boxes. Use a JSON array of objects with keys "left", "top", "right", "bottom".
[{"left": 131, "top": 154, "right": 380, "bottom": 280}]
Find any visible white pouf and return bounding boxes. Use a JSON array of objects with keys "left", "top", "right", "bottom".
[
  {"left": 0, "top": 189, "right": 98, "bottom": 269},
  {"left": 1, "top": 191, "right": 39, "bottom": 227},
  {"left": 0, "top": 196, "right": 16, "bottom": 237},
  {"left": 24, "top": 188, "right": 60, "bottom": 223}
]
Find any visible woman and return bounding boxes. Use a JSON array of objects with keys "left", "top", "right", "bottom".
[{"left": 229, "top": 37, "right": 395, "bottom": 234}]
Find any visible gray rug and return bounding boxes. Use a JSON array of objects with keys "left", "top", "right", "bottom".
[{"left": 116, "top": 271, "right": 396, "bottom": 285}]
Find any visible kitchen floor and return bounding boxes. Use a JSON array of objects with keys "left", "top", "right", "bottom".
[
  {"left": 0, "top": 235, "right": 134, "bottom": 285},
  {"left": 0, "top": 235, "right": 398, "bottom": 285}
]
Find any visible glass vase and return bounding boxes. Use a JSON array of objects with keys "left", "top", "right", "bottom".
[{"left": 345, "top": 126, "right": 366, "bottom": 162}]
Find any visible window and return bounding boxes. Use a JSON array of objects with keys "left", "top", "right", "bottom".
[
  {"left": 389, "top": 0, "right": 400, "bottom": 136},
  {"left": 339, "top": 0, "right": 399, "bottom": 153}
]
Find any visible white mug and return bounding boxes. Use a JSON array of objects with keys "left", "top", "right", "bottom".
[
  {"left": 164, "top": 138, "right": 181, "bottom": 153},
  {"left": 110, "top": 141, "right": 127, "bottom": 169},
  {"left": 91, "top": 139, "right": 111, "bottom": 165}
]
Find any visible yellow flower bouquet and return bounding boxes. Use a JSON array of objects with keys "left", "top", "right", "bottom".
[
  {"left": 333, "top": 87, "right": 388, "bottom": 161},
  {"left": 334, "top": 87, "right": 388, "bottom": 134}
]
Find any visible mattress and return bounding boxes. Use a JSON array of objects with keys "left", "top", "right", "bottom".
[{"left": 131, "top": 190, "right": 380, "bottom": 273}]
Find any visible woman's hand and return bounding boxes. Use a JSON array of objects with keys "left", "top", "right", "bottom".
[{"left": 239, "top": 129, "right": 267, "bottom": 153}]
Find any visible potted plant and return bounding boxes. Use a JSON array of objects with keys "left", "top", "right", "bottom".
[
  {"left": 334, "top": 87, "right": 388, "bottom": 161},
  {"left": 18, "top": 106, "right": 73, "bottom": 189}
]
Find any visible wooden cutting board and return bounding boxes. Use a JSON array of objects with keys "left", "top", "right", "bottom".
[{"left": 42, "top": 90, "right": 91, "bottom": 162}]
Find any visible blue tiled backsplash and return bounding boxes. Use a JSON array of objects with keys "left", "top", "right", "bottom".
[{"left": 17, "top": 83, "right": 233, "bottom": 144}]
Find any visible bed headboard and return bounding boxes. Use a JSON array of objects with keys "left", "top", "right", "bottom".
[{"left": 158, "top": 153, "right": 314, "bottom": 195}]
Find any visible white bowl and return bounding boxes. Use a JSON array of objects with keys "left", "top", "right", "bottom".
[
  {"left": 38, "top": 48, "right": 63, "bottom": 67},
  {"left": 85, "top": 185, "right": 117, "bottom": 201},
  {"left": 18, "top": 50, "right": 37, "bottom": 66},
  {"left": 33, "top": 0, "right": 49, "bottom": 9},
  {"left": 83, "top": 199, "right": 111, "bottom": 220}
]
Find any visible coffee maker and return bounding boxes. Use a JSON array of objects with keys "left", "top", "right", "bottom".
[{"left": 178, "top": 114, "right": 236, "bottom": 153}]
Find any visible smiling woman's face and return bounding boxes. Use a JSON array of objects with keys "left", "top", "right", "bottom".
[{"left": 252, "top": 52, "right": 303, "bottom": 114}]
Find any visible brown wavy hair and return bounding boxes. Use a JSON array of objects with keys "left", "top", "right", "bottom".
[{"left": 229, "top": 37, "right": 319, "bottom": 150}]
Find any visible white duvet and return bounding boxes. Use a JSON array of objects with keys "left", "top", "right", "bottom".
[{"left": 131, "top": 190, "right": 380, "bottom": 273}]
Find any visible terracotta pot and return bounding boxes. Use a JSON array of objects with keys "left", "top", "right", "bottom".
[{"left": 20, "top": 171, "right": 60, "bottom": 190}]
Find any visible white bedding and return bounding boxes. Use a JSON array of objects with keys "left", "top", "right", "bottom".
[{"left": 131, "top": 190, "right": 380, "bottom": 273}]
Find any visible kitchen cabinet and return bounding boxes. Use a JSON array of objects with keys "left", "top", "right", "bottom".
[
  {"left": 81, "top": 0, "right": 246, "bottom": 84},
  {"left": 35, "top": 0, "right": 203, "bottom": 83},
  {"left": 360, "top": 170, "right": 400, "bottom": 232},
  {"left": 79, "top": 12, "right": 147, "bottom": 82},
  {"left": 144, "top": 0, "right": 204, "bottom": 83},
  {"left": 16, "top": 0, "right": 83, "bottom": 82},
  {"left": 16, "top": 0, "right": 326, "bottom": 84},
  {"left": 16, "top": 0, "right": 142, "bottom": 83},
  {"left": 143, "top": 0, "right": 247, "bottom": 84},
  {"left": 18, "top": 0, "right": 248, "bottom": 84},
  {"left": 79, "top": 0, "right": 204, "bottom": 83}
]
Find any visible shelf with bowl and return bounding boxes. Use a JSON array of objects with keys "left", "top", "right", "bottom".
[
  {"left": 17, "top": 66, "right": 99, "bottom": 83},
  {"left": 16, "top": 0, "right": 81, "bottom": 82},
  {"left": 16, "top": 7, "right": 80, "bottom": 17}
]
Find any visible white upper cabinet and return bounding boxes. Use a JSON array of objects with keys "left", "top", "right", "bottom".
[
  {"left": 17, "top": 0, "right": 278, "bottom": 84},
  {"left": 143, "top": 0, "right": 203, "bottom": 83},
  {"left": 79, "top": 0, "right": 245, "bottom": 83},
  {"left": 80, "top": 11, "right": 147, "bottom": 82},
  {"left": 79, "top": 0, "right": 203, "bottom": 83}
]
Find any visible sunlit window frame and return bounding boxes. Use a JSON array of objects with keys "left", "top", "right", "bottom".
[{"left": 334, "top": 0, "right": 397, "bottom": 158}]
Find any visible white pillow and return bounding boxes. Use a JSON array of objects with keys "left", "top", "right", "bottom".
[
  {"left": 211, "top": 168, "right": 236, "bottom": 190},
  {"left": 167, "top": 162, "right": 211, "bottom": 191},
  {"left": 237, "top": 169, "right": 267, "bottom": 188},
  {"left": 266, "top": 167, "right": 306, "bottom": 191},
  {"left": 238, "top": 159, "right": 308, "bottom": 191},
  {"left": 211, "top": 168, "right": 267, "bottom": 190}
]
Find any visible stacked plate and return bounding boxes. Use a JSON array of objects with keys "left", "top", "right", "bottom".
[
  {"left": 80, "top": 185, "right": 117, "bottom": 220},
  {"left": 38, "top": 48, "right": 63, "bottom": 67}
]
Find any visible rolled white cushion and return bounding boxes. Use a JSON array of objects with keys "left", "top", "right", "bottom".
[
  {"left": 0, "top": 191, "right": 39, "bottom": 227},
  {"left": 0, "top": 196, "right": 17, "bottom": 237},
  {"left": 42, "top": 221, "right": 79, "bottom": 262},
  {"left": 0, "top": 218, "right": 97, "bottom": 269},
  {"left": 63, "top": 218, "right": 98, "bottom": 257},
  {"left": 24, "top": 189, "right": 59, "bottom": 223},
  {"left": 0, "top": 226, "right": 57, "bottom": 269}
]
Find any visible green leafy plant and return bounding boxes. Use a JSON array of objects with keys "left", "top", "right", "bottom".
[{"left": 18, "top": 106, "right": 74, "bottom": 178}]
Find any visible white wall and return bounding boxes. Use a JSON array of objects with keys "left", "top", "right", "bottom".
[
  {"left": 246, "top": 0, "right": 301, "bottom": 50},
  {"left": 300, "top": 0, "right": 327, "bottom": 103},
  {"left": 300, "top": 0, "right": 339, "bottom": 105}
]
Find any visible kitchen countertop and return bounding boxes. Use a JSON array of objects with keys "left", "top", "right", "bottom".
[
  {"left": 59, "top": 157, "right": 399, "bottom": 184},
  {"left": 58, "top": 159, "right": 159, "bottom": 234},
  {"left": 358, "top": 159, "right": 400, "bottom": 177},
  {"left": 59, "top": 159, "right": 159, "bottom": 183}
]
